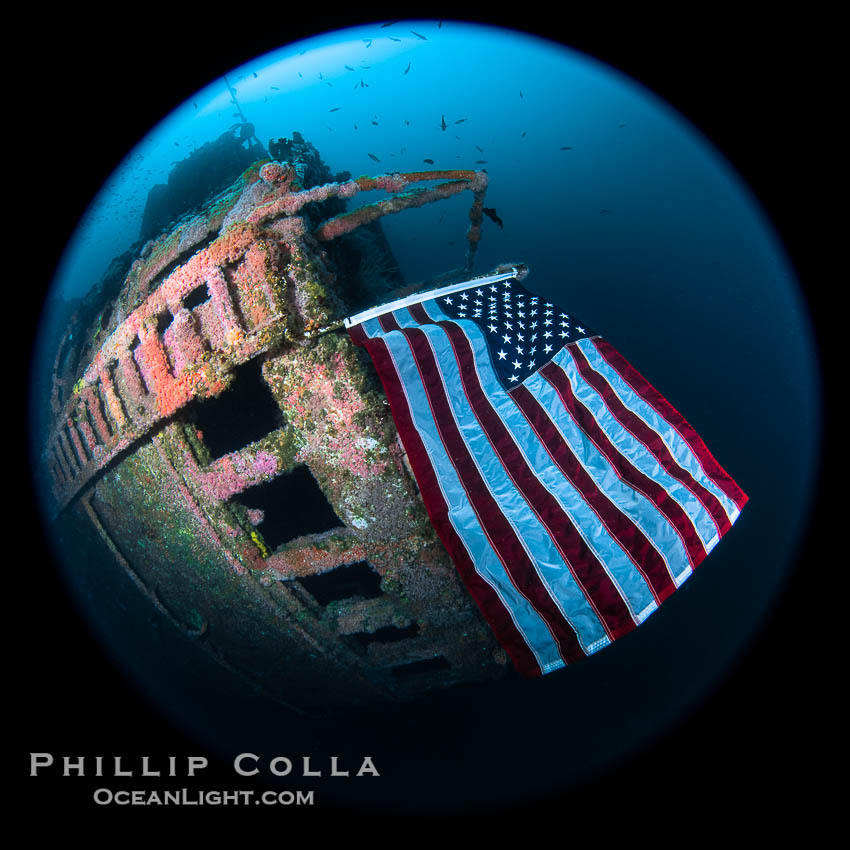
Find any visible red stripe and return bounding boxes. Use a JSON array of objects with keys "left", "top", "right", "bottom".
[
  {"left": 348, "top": 323, "right": 543, "bottom": 677},
  {"left": 568, "top": 343, "right": 732, "bottom": 539},
  {"left": 408, "top": 304, "right": 636, "bottom": 642},
  {"left": 383, "top": 312, "right": 588, "bottom": 663},
  {"left": 510, "top": 382, "right": 678, "bottom": 604},
  {"left": 539, "top": 359, "right": 708, "bottom": 570},
  {"left": 591, "top": 338, "right": 749, "bottom": 512}
]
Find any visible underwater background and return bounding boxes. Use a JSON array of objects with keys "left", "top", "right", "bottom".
[{"left": 18, "top": 12, "right": 830, "bottom": 825}]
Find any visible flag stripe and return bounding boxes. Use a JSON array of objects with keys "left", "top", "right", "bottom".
[
  {"left": 381, "top": 310, "right": 621, "bottom": 655},
  {"left": 521, "top": 368, "right": 694, "bottom": 588},
  {"left": 589, "top": 338, "right": 748, "bottom": 514},
  {"left": 378, "top": 329, "right": 565, "bottom": 672},
  {"left": 349, "top": 322, "right": 546, "bottom": 676},
  {"left": 509, "top": 381, "right": 678, "bottom": 604},
  {"left": 429, "top": 310, "right": 664, "bottom": 623},
  {"left": 364, "top": 318, "right": 571, "bottom": 672},
  {"left": 551, "top": 346, "right": 721, "bottom": 549},
  {"left": 410, "top": 302, "right": 650, "bottom": 636},
  {"left": 580, "top": 339, "right": 740, "bottom": 526},
  {"left": 567, "top": 342, "right": 733, "bottom": 541},
  {"left": 376, "top": 313, "right": 591, "bottom": 663},
  {"left": 538, "top": 358, "right": 709, "bottom": 570}
]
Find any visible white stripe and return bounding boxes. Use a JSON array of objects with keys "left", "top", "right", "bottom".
[
  {"left": 392, "top": 307, "right": 610, "bottom": 654},
  {"left": 363, "top": 318, "right": 565, "bottom": 672},
  {"left": 579, "top": 338, "right": 741, "bottom": 525},
  {"left": 553, "top": 347, "right": 719, "bottom": 550},
  {"left": 523, "top": 369, "right": 693, "bottom": 586},
  {"left": 418, "top": 300, "right": 659, "bottom": 621},
  {"left": 343, "top": 269, "right": 517, "bottom": 327}
]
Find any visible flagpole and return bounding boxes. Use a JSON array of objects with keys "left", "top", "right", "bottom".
[{"left": 342, "top": 268, "right": 518, "bottom": 328}]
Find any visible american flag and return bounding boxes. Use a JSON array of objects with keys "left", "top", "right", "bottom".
[{"left": 345, "top": 269, "right": 748, "bottom": 677}]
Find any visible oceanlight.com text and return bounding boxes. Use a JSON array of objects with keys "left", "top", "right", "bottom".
[{"left": 92, "top": 788, "right": 315, "bottom": 806}]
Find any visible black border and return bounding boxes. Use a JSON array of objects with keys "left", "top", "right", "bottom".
[{"left": 15, "top": 9, "right": 833, "bottom": 831}]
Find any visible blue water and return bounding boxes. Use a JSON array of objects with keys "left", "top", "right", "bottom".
[
  {"left": 51, "top": 23, "right": 773, "bottom": 304},
  {"left": 33, "top": 20, "right": 823, "bottom": 812}
]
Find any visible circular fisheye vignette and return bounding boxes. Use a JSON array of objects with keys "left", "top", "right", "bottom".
[{"left": 29, "top": 19, "right": 820, "bottom": 808}]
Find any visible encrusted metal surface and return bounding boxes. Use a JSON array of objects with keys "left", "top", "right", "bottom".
[{"left": 44, "top": 139, "right": 511, "bottom": 712}]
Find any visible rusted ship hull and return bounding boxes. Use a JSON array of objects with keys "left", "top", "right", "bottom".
[{"left": 43, "top": 137, "right": 518, "bottom": 713}]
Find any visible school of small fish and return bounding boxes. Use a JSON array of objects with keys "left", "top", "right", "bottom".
[{"left": 187, "top": 19, "right": 626, "bottom": 242}]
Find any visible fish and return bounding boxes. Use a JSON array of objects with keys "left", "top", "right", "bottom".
[
  {"left": 253, "top": 72, "right": 258, "bottom": 78},
  {"left": 381, "top": 21, "right": 399, "bottom": 27},
  {"left": 404, "top": 119, "right": 410, "bottom": 125},
  {"left": 559, "top": 146, "right": 573, "bottom": 150},
  {"left": 193, "top": 102, "right": 198, "bottom": 109},
  {"left": 388, "top": 35, "right": 401, "bottom": 42},
  {"left": 371, "top": 120, "right": 379, "bottom": 126},
  {"left": 368, "top": 153, "right": 381, "bottom": 162},
  {"left": 475, "top": 160, "right": 488, "bottom": 164},
  {"left": 354, "top": 125, "right": 358, "bottom": 130},
  {"left": 404, "top": 62, "right": 411, "bottom": 74},
  {"left": 363, "top": 39, "right": 372, "bottom": 47},
  {"left": 440, "top": 115, "right": 447, "bottom": 131},
  {"left": 483, "top": 208, "right": 503, "bottom": 228},
  {"left": 475, "top": 145, "right": 483, "bottom": 152},
  {"left": 411, "top": 30, "right": 427, "bottom": 39},
  {"left": 423, "top": 158, "right": 434, "bottom": 164},
  {"left": 330, "top": 107, "right": 340, "bottom": 112},
  {"left": 271, "top": 85, "right": 280, "bottom": 90},
  {"left": 319, "top": 72, "right": 324, "bottom": 79},
  {"left": 521, "top": 131, "right": 526, "bottom": 137},
  {"left": 345, "top": 65, "right": 355, "bottom": 71},
  {"left": 519, "top": 90, "right": 523, "bottom": 98},
  {"left": 454, "top": 118, "right": 467, "bottom": 124}
]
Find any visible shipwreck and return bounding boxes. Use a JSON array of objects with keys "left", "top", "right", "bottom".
[{"left": 40, "top": 131, "right": 524, "bottom": 714}]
